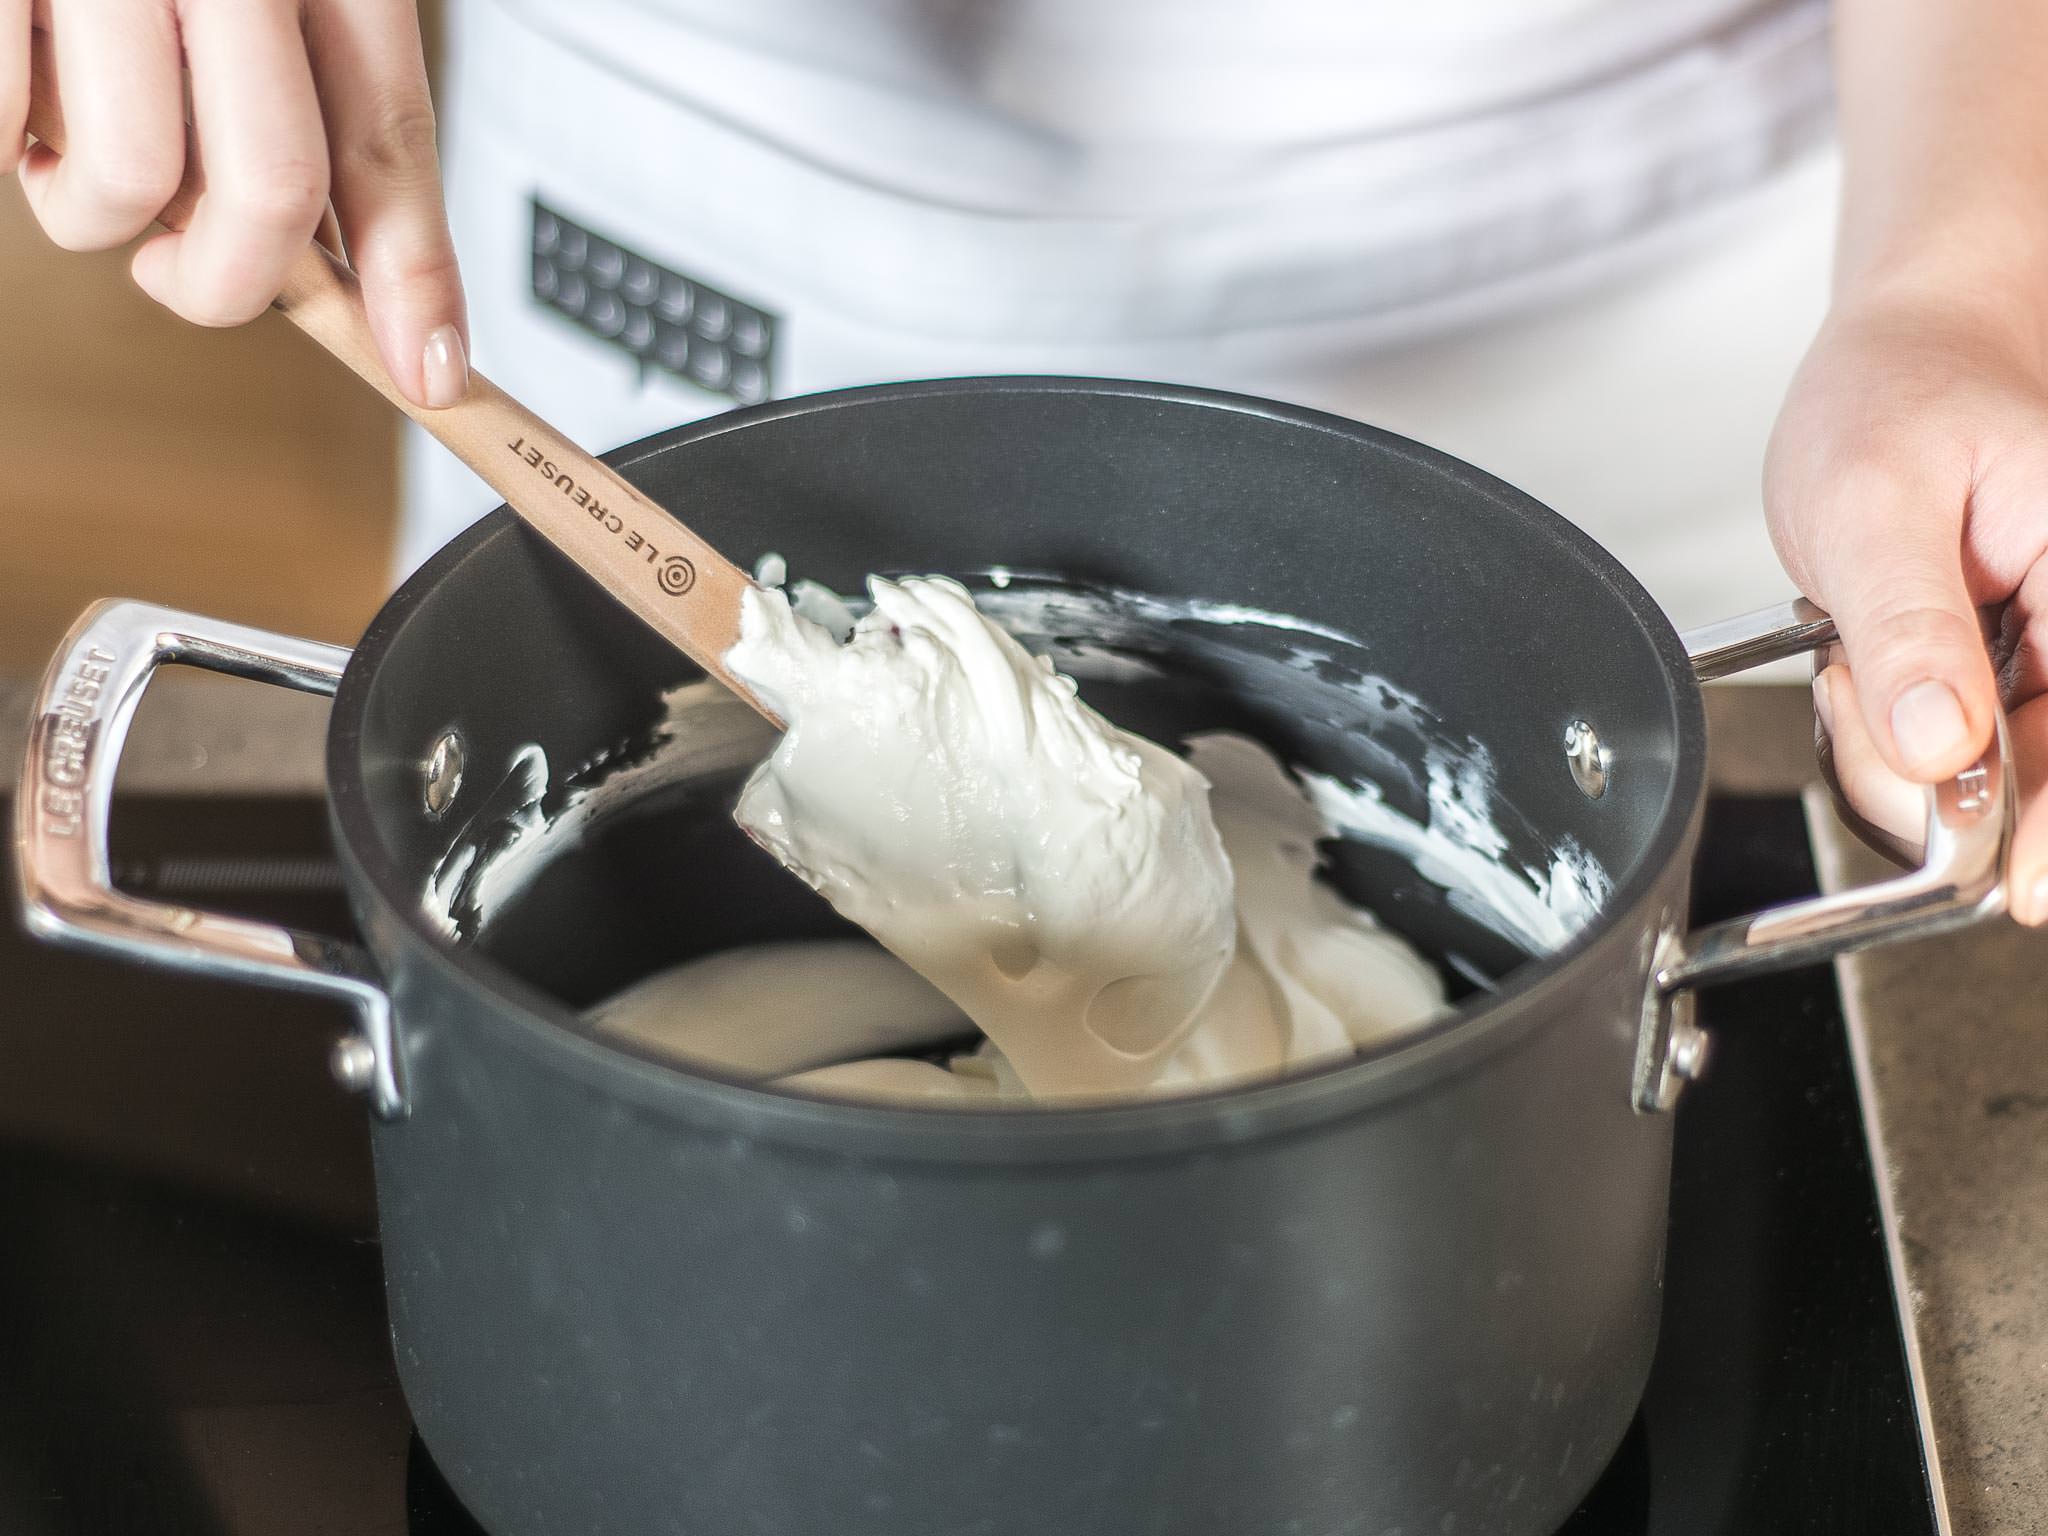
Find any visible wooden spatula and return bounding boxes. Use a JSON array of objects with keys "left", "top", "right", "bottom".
[{"left": 25, "top": 42, "right": 779, "bottom": 726}]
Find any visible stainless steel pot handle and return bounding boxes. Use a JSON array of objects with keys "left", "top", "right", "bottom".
[
  {"left": 13, "top": 601, "right": 405, "bottom": 1120},
  {"left": 1635, "top": 598, "right": 2014, "bottom": 1111}
]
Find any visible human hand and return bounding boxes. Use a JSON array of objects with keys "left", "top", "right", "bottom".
[
  {"left": 1766, "top": 286, "right": 2048, "bottom": 925},
  {"left": 6, "top": 2, "right": 467, "bottom": 408}
]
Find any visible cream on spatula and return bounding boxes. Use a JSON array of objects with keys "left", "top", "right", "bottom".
[
  {"left": 26, "top": 48, "right": 1235, "bottom": 1089},
  {"left": 726, "top": 576, "right": 1237, "bottom": 1094}
]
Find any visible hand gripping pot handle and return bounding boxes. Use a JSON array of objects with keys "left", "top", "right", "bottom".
[
  {"left": 1636, "top": 598, "right": 2015, "bottom": 1111},
  {"left": 12, "top": 601, "right": 405, "bottom": 1119}
]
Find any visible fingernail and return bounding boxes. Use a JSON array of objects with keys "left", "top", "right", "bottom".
[
  {"left": 1811, "top": 671, "right": 1836, "bottom": 736},
  {"left": 422, "top": 325, "right": 468, "bottom": 409},
  {"left": 1889, "top": 680, "right": 1970, "bottom": 775}
]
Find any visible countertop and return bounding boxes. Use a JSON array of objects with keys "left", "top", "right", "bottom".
[
  {"left": 1807, "top": 795, "right": 2046, "bottom": 1534},
  {"left": 0, "top": 673, "right": 2039, "bottom": 1533}
]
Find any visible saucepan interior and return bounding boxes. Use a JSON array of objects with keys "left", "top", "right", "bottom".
[{"left": 331, "top": 379, "right": 1704, "bottom": 1110}]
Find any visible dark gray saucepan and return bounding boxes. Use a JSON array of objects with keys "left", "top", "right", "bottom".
[{"left": 15, "top": 379, "right": 2011, "bottom": 1536}]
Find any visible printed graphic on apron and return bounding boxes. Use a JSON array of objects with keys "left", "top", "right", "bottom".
[{"left": 530, "top": 200, "right": 776, "bottom": 406}]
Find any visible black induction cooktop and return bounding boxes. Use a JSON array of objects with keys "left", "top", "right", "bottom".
[{"left": 0, "top": 794, "right": 1938, "bottom": 1535}]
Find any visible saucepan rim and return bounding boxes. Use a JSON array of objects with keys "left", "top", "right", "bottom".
[{"left": 325, "top": 376, "right": 1708, "bottom": 1159}]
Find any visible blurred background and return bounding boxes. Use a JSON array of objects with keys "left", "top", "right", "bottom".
[{"left": 0, "top": 176, "right": 396, "bottom": 667}]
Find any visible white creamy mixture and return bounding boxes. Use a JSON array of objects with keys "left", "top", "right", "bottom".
[
  {"left": 589, "top": 574, "right": 1450, "bottom": 1104},
  {"left": 726, "top": 575, "right": 1238, "bottom": 1095}
]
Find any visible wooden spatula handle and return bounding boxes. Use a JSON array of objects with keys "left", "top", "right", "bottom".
[{"left": 26, "top": 35, "right": 775, "bottom": 722}]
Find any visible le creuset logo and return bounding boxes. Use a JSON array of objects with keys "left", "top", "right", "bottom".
[
  {"left": 504, "top": 435, "right": 696, "bottom": 597},
  {"left": 39, "top": 645, "right": 116, "bottom": 837}
]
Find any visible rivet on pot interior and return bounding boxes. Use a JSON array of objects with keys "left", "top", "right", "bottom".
[
  {"left": 330, "top": 1034, "right": 378, "bottom": 1094},
  {"left": 1564, "top": 719, "right": 1610, "bottom": 799},
  {"left": 424, "top": 730, "right": 465, "bottom": 818}
]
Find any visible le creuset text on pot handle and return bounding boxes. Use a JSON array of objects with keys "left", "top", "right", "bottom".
[
  {"left": 1634, "top": 597, "right": 2014, "bottom": 1111},
  {"left": 11, "top": 601, "right": 406, "bottom": 1120}
]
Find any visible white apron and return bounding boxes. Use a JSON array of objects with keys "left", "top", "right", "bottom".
[{"left": 403, "top": 0, "right": 1834, "bottom": 631}]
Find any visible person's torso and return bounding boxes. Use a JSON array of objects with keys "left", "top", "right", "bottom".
[{"left": 482, "top": 0, "right": 1822, "bottom": 215}]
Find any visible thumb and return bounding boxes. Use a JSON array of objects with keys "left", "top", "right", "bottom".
[{"left": 1797, "top": 469, "right": 1999, "bottom": 783}]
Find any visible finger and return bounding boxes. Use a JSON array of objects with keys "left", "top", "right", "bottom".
[
  {"left": 128, "top": 0, "right": 330, "bottom": 327},
  {"left": 17, "top": 0, "right": 184, "bottom": 250},
  {"left": 1814, "top": 662, "right": 1928, "bottom": 860},
  {"left": 1, "top": 7, "right": 28, "bottom": 176},
  {"left": 2008, "top": 690, "right": 2048, "bottom": 926},
  {"left": 305, "top": 0, "right": 467, "bottom": 408},
  {"left": 1791, "top": 462, "right": 2001, "bottom": 783}
]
